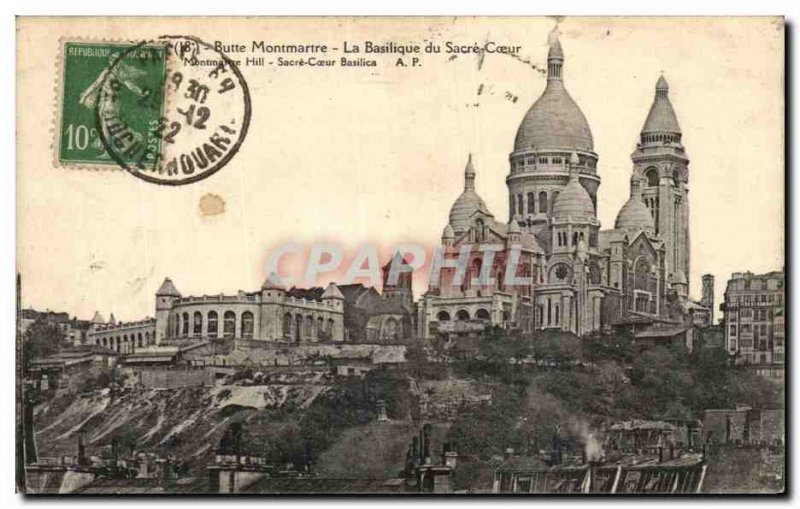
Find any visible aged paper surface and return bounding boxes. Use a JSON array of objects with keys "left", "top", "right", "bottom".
[{"left": 16, "top": 17, "right": 784, "bottom": 494}]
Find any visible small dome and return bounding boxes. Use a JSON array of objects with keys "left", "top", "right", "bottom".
[
  {"left": 449, "top": 155, "right": 491, "bottom": 234},
  {"left": 442, "top": 224, "right": 454, "bottom": 239},
  {"left": 615, "top": 198, "right": 655, "bottom": 234},
  {"left": 508, "top": 217, "right": 521, "bottom": 234},
  {"left": 615, "top": 175, "right": 655, "bottom": 234},
  {"left": 552, "top": 175, "right": 594, "bottom": 221},
  {"left": 442, "top": 224, "right": 456, "bottom": 239},
  {"left": 449, "top": 190, "right": 489, "bottom": 234}
]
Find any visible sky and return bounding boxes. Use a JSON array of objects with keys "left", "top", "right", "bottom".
[{"left": 17, "top": 17, "right": 784, "bottom": 323}]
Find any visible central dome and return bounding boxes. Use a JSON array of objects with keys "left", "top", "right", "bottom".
[{"left": 513, "top": 39, "right": 594, "bottom": 153}]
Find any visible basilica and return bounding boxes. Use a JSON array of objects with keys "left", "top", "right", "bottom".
[{"left": 417, "top": 36, "right": 710, "bottom": 338}]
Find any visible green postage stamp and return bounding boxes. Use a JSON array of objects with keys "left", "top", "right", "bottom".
[
  {"left": 56, "top": 40, "right": 168, "bottom": 169},
  {"left": 55, "top": 36, "right": 251, "bottom": 185}
]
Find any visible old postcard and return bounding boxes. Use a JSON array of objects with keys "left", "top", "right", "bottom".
[{"left": 15, "top": 16, "right": 785, "bottom": 495}]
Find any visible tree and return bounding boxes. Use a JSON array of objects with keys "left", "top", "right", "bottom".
[{"left": 24, "top": 321, "right": 65, "bottom": 365}]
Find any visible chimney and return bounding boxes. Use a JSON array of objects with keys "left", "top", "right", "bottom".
[{"left": 442, "top": 441, "right": 458, "bottom": 469}]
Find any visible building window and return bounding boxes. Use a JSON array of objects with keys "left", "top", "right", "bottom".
[
  {"left": 436, "top": 310, "right": 451, "bottom": 321},
  {"left": 730, "top": 325, "right": 737, "bottom": 337},
  {"left": 475, "top": 308, "right": 491, "bottom": 321},
  {"left": 317, "top": 317, "right": 325, "bottom": 339},
  {"left": 509, "top": 195, "right": 515, "bottom": 218},
  {"left": 645, "top": 167, "right": 659, "bottom": 187},
  {"left": 295, "top": 315, "right": 304, "bottom": 342},
  {"left": 282, "top": 313, "right": 292, "bottom": 340},
  {"left": 327, "top": 318, "right": 335, "bottom": 336},
  {"left": 241, "top": 311, "right": 254, "bottom": 339},
  {"left": 137, "top": 333, "right": 143, "bottom": 348},
  {"left": 306, "top": 315, "right": 314, "bottom": 339},
  {"left": 207, "top": 311, "right": 218, "bottom": 336},
  {"left": 538, "top": 192, "right": 548, "bottom": 213},
  {"left": 456, "top": 309, "right": 470, "bottom": 321},
  {"left": 182, "top": 312, "right": 189, "bottom": 336},
  {"left": 527, "top": 193, "right": 535, "bottom": 214},
  {"left": 223, "top": 311, "right": 236, "bottom": 338},
  {"left": 517, "top": 193, "right": 523, "bottom": 215},
  {"left": 193, "top": 311, "right": 203, "bottom": 337}
]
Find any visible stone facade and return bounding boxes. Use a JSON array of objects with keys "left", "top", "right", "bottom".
[
  {"left": 90, "top": 276, "right": 346, "bottom": 351},
  {"left": 87, "top": 318, "right": 156, "bottom": 354},
  {"left": 720, "top": 270, "right": 785, "bottom": 366}
]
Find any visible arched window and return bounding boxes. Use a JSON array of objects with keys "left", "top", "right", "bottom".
[
  {"left": 145, "top": 332, "right": 150, "bottom": 345},
  {"left": 193, "top": 311, "right": 203, "bottom": 337},
  {"left": 517, "top": 193, "right": 524, "bottom": 215},
  {"left": 137, "top": 333, "right": 143, "bottom": 348},
  {"left": 527, "top": 193, "right": 535, "bottom": 214},
  {"left": 475, "top": 308, "right": 491, "bottom": 321},
  {"left": 436, "top": 310, "right": 451, "bottom": 321},
  {"left": 634, "top": 258, "right": 650, "bottom": 292},
  {"left": 306, "top": 315, "right": 314, "bottom": 339},
  {"left": 174, "top": 317, "right": 180, "bottom": 338},
  {"left": 282, "top": 313, "right": 293, "bottom": 340},
  {"left": 509, "top": 195, "right": 515, "bottom": 218},
  {"left": 645, "top": 167, "right": 659, "bottom": 187},
  {"left": 538, "top": 191, "right": 548, "bottom": 213},
  {"left": 573, "top": 232, "right": 578, "bottom": 245},
  {"left": 295, "top": 315, "right": 304, "bottom": 342},
  {"left": 317, "top": 317, "right": 325, "bottom": 339},
  {"left": 456, "top": 309, "right": 470, "bottom": 321},
  {"left": 223, "top": 311, "right": 236, "bottom": 338},
  {"left": 475, "top": 218, "right": 485, "bottom": 242},
  {"left": 241, "top": 311, "right": 254, "bottom": 339},
  {"left": 182, "top": 312, "right": 189, "bottom": 336},
  {"left": 327, "top": 318, "right": 334, "bottom": 336},
  {"left": 207, "top": 311, "right": 218, "bottom": 337}
]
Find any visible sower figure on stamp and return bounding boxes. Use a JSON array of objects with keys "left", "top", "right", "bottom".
[{"left": 78, "top": 52, "right": 148, "bottom": 156}]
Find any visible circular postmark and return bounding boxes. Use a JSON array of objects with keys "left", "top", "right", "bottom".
[{"left": 94, "top": 35, "right": 251, "bottom": 185}]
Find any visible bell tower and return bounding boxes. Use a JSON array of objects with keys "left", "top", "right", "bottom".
[{"left": 631, "top": 75, "right": 690, "bottom": 296}]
